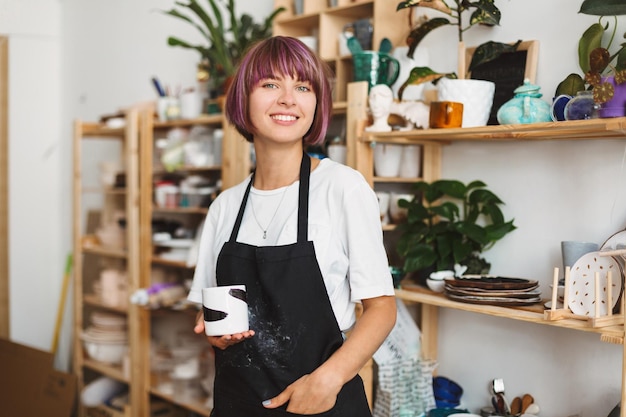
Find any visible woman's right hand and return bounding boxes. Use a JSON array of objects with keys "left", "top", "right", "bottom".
[{"left": 193, "top": 313, "right": 255, "bottom": 350}]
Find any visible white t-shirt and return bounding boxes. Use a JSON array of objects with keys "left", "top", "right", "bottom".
[{"left": 188, "top": 158, "right": 394, "bottom": 331}]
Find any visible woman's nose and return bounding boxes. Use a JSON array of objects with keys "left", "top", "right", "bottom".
[{"left": 278, "top": 89, "right": 295, "bottom": 105}]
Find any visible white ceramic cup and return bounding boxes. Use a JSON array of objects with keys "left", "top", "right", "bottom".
[
  {"left": 399, "top": 145, "right": 421, "bottom": 178},
  {"left": 390, "top": 193, "right": 413, "bottom": 224},
  {"left": 376, "top": 191, "right": 390, "bottom": 225},
  {"left": 373, "top": 144, "right": 403, "bottom": 177},
  {"left": 327, "top": 144, "right": 347, "bottom": 164},
  {"left": 561, "top": 240, "right": 599, "bottom": 272},
  {"left": 202, "top": 285, "right": 249, "bottom": 336},
  {"left": 180, "top": 91, "right": 202, "bottom": 119}
]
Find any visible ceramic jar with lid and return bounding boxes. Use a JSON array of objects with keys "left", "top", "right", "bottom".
[{"left": 497, "top": 79, "right": 552, "bottom": 125}]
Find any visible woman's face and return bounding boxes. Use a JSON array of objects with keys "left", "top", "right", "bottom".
[{"left": 249, "top": 74, "right": 317, "bottom": 146}]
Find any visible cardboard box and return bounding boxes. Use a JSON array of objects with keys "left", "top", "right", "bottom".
[{"left": 0, "top": 338, "right": 76, "bottom": 417}]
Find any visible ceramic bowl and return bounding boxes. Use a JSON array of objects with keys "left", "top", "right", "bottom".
[
  {"left": 426, "top": 278, "right": 446, "bottom": 293},
  {"left": 81, "top": 334, "right": 128, "bottom": 364}
]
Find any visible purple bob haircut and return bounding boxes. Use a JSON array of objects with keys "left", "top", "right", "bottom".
[{"left": 224, "top": 36, "right": 333, "bottom": 146}]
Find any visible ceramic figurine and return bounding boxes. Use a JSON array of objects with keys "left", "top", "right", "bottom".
[{"left": 497, "top": 79, "right": 552, "bottom": 125}]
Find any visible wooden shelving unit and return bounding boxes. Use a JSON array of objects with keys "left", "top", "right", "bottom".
[
  {"left": 72, "top": 111, "right": 144, "bottom": 417},
  {"left": 352, "top": 108, "right": 626, "bottom": 416},
  {"left": 73, "top": 110, "right": 250, "bottom": 417},
  {"left": 136, "top": 112, "right": 250, "bottom": 417}
]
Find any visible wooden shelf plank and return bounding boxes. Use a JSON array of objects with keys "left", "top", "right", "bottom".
[
  {"left": 153, "top": 114, "right": 224, "bottom": 129},
  {"left": 83, "top": 359, "right": 128, "bottom": 382},
  {"left": 395, "top": 285, "right": 625, "bottom": 341},
  {"left": 149, "top": 388, "right": 211, "bottom": 416},
  {"left": 364, "top": 117, "right": 626, "bottom": 143}
]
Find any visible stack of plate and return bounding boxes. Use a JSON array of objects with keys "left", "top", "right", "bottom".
[
  {"left": 81, "top": 312, "right": 128, "bottom": 364},
  {"left": 444, "top": 275, "right": 542, "bottom": 306}
]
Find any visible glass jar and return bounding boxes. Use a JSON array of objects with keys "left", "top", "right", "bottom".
[{"left": 564, "top": 91, "right": 598, "bottom": 121}]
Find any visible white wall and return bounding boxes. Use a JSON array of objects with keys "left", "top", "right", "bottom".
[
  {"left": 1, "top": 0, "right": 67, "bottom": 365},
  {"left": 4, "top": 0, "right": 625, "bottom": 416}
]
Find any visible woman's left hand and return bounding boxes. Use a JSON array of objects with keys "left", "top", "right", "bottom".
[{"left": 262, "top": 371, "right": 341, "bottom": 414}]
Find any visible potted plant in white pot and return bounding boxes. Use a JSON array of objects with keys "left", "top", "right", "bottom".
[
  {"left": 394, "top": 0, "right": 519, "bottom": 127},
  {"left": 555, "top": 0, "right": 626, "bottom": 119},
  {"left": 395, "top": 179, "right": 516, "bottom": 284},
  {"left": 162, "top": 0, "right": 285, "bottom": 97}
]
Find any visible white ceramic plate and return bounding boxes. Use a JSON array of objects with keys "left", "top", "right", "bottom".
[
  {"left": 601, "top": 229, "right": 626, "bottom": 250},
  {"left": 567, "top": 251, "right": 622, "bottom": 316}
]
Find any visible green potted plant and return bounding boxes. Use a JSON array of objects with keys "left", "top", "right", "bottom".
[
  {"left": 396, "top": 179, "right": 516, "bottom": 277},
  {"left": 395, "top": 0, "right": 520, "bottom": 95},
  {"left": 162, "top": 0, "right": 285, "bottom": 95},
  {"left": 555, "top": 0, "right": 626, "bottom": 112}
]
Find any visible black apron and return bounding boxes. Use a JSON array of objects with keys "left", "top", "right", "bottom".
[{"left": 211, "top": 154, "right": 371, "bottom": 416}]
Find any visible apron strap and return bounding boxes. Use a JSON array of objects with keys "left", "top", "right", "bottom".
[
  {"left": 297, "top": 153, "right": 311, "bottom": 243},
  {"left": 228, "top": 152, "right": 310, "bottom": 243},
  {"left": 228, "top": 173, "right": 254, "bottom": 243}
]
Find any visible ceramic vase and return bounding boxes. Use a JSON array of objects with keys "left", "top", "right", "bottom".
[{"left": 437, "top": 78, "right": 495, "bottom": 127}]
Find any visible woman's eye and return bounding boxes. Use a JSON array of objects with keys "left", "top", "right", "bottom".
[
  {"left": 297, "top": 85, "right": 311, "bottom": 92},
  {"left": 263, "top": 82, "right": 278, "bottom": 89}
]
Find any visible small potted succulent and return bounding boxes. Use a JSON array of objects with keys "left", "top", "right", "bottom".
[
  {"left": 395, "top": 179, "right": 516, "bottom": 280},
  {"left": 555, "top": 0, "right": 626, "bottom": 118}
]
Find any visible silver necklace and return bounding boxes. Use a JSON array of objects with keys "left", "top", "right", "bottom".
[{"left": 250, "top": 185, "right": 290, "bottom": 239}]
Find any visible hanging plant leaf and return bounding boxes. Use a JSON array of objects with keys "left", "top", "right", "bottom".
[
  {"left": 593, "top": 81, "right": 614, "bottom": 103},
  {"left": 578, "top": 23, "right": 606, "bottom": 73},
  {"left": 555, "top": 73, "right": 586, "bottom": 99},
  {"left": 614, "top": 43, "right": 626, "bottom": 71},
  {"left": 396, "top": 0, "right": 452, "bottom": 13},
  {"left": 398, "top": 67, "right": 454, "bottom": 100},
  {"left": 469, "top": 0, "right": 501, "bottom": 26},
  {"left": 579, "top": 0, "right": 626, "bottom": 16},
  {"left": 406, "top": 17, "right": 451, "bottom": 57},
  {"left": 614, "top": 68, "right": 626, "bottom": 84},
  {"left": 589, "top": 47, "right": 610, "bottom": 73},
  {"left": 468, "top": 40, "right": 521, "bottom": 73},
  {"left": 585, "top": 70, "right": 601, "bottom": 87}
]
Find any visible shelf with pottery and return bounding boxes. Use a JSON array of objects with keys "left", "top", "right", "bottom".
[
  {"left": 362, "top": 116, "right": 626, "bottom": 143},
  {"left": 73, "top": 111, "right": 144, "bottom": 417},
  {"left": 273, "top": 0, "right": 410, "bottom": 102},
  {"left": 138, "top": 112, "right": 251, "bottom": 417}
]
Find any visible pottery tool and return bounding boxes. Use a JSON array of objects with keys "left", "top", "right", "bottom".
[
  {"left": 510, "top": 396, "right": 521, "bottom": 415},
  {"left": 521, "top": 393, "right": 534, "bottom": 413},
  {"left": 491, "top": 379, "right": 509, "bottom": 414},
  {"left": 550, "top": 267, "right": 559, "bottom": 311},
  {"left": 51, "top": 254, "right": 73, "bottom": 355},
  {"left": 151, "top": 76, "right": 166, "bottom": 97}
]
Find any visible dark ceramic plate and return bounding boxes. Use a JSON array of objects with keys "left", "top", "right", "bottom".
[
  {"left": 445, "top": 286, "right": 541, "bottom": 299},
  {"left": 447, "top": 293, "right": 543, "bottom": 306},
  {"left": 445, "top": 275, "right": 538, "bottom": 290}
]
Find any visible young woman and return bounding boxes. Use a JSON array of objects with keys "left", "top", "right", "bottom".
[{"left": 188, "top": 36, "right": 396, "bottom": 416}]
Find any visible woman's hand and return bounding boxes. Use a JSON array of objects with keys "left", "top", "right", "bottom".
[
  {"left": 262, "top": 370, "right": 342, "bottom": 414},
  {"left": 193, "top": 313, "right": 255, "bottom": 350}
]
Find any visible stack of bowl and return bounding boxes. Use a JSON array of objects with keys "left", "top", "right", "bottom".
[{"left": 81, "top": 312, "right": 128, "bottom": 365}]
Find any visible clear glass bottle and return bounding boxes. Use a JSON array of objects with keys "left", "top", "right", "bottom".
[{"left": 564, "top": 90, "right": 598, "bottom": 121}]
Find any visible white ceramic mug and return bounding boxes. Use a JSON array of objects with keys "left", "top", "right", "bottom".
[
  {"left": 202, "top": 285, "right": 249, "bottom": 336},
  {"left": 376, "top": 192, "right": 390, "bottom": 225},
  {"left": 373, "top": 144, "right": 402, "bottom": 177},
  {"left": 390, "top": 193, "right": 413, "bottom": 224}
]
